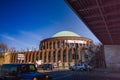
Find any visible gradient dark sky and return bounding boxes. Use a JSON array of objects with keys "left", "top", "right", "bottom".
[{"left": 0, "top": 0, "right": 100, "bottom": 51}]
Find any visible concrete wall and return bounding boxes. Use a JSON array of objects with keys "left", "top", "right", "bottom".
[
  {"left": 0, "top": 52, "right": 11, "bottom": 65},
  {"left": 104, "top": 45, "right": 120, "bottom": 70},
  {"left": 4, "top": 52, "right": 11, "bottom": 64}
]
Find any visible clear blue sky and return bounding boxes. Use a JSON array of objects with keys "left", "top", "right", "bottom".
[{"left": 0, "top": 0, "right": 100, "bottom": 51}]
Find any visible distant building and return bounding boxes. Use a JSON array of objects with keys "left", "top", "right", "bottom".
[
  {"left": 39, "top": 31, "right": 93, "bottom": 67},
  {"left": 5, "top": 31, "right": 105, "bottom": 68}
]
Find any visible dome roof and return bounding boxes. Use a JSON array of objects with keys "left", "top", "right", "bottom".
[{"left": 52, "top": 31, "right": 80, "bottom": 37}]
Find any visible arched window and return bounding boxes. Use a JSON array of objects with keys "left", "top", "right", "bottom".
[
  {"left": 69, "top": 50, "right": 72, "bottom": 62},
  {"left": 29, "top": 53, "right": 31, "bottom": 62},
  {"left": 53, "top": 51, "right": 56, "bottom": 62},
  {"left": 58, "top": 41, "right": 60, "bottom": 48},
  {"left": 36, "top": 53, "right": 38, "bottom": 61},
  {"left": 81, "top": 48, "right": 85, "bottom": 63},
  {"left": 44, "top": 52, "right": 46, "bottom": 62},
  {"left": 53, "top": 42, "right": 55, "bottom": 49},
  {"left": 48, "top": 52, "right": 50, "bottom": 62},
  {"left": 50, "top": 42, "right": 52, "bottom": 49},
  {"left": 40, "top": 52, "right": 42, "bottom": 60},
  {"left": 61, "top": 41, "right": 64, "bottom": 48},
  {"left": 63, "top": 50, "right": 66, "bottom": 62},
  {"left": 58, "top": 51, "right": 60, "bottom": 61}
]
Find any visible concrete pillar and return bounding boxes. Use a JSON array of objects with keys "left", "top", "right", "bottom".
[
  {"left": 78, "top": 46, "right": 82, "bottom": 63},
  {"left": 60, "top": 48, "right": 63, "bottom": 63},
  {"left": 52, "top": 41, "right": 53, "bottom": 49},
  {"left": 55, "top": 50, "right": 58, "bottom": 63},
  {"left": 46, "top": 50, "right": 49, "bottom": 63},
  {"left": 12, "top": 52, "right": 15, "bottom": 63},
  {"left": 104, "top": 45, "right": 120, "bottom": 70},
  {"left": 34, "top": 51, "right": 37, "bottom": 63},
  {"left": 9, "top": 52, "right": 13, "bottom": 63},
  {"left": 45, "top": 42, "right": 47, "bottom": 49},
  {"left": 24, "top": 52, "right": 27, "bottom": 63},
  {"left": 59, "top": 41, "right": 61, "bottom": 48},
  {"left": 42, "top": 50, "right": 45, "bottom": 63},
  {"left": 66, "top": 48, "right": 68, "bottom": 62},
  {"left": 48, "top": 52, "right": 50, "bottom": 63},
  {"left": 50, "top": 50, "right": 52, "bottom": 63},
  {"left": 30, "top": 51, "right": 33, "bottom": 63},
  {"left": 72, "top": 47, "right": 75, "bottom": 62},
  {"left": 37, "top": 50, "right": 40, "bottom": 60},
  {"left": 27, "top": 51, "right": 30, "bottom": 62},
  {"left": 48, "top": 41, "right": 50, "bottom": 49},
  {"left": 55, "top": 41, "right": 57, "bottom": 49},
  {"left": 15, "top": 52, "right": 19, "bottom": 63}
]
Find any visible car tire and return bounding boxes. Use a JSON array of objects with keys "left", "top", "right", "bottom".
[{"left": 0, "top": 78, "right": 3, "bottom": 80}]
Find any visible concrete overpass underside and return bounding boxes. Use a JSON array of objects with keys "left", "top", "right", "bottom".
[{"left": 65, "top": 0, "right": 120, "bottom": 69}]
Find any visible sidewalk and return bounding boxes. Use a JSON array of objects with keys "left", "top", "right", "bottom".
[{"left": 94, "top": 68, "right": 120, "bottom": 78}]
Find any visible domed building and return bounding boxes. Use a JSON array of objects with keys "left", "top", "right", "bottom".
[
  {"left": 39, "top": 31, "right": 93, "bottom": 67},
  {"left": 9, "top": 31, "right": 95, "bottom": 68}
]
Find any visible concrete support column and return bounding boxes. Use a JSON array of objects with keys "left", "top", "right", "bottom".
[
  {"left": 50, "top": 50, "right": 53, "bottom": 63},
  {"left": 59, "top": 41, "right": 61, "bottom": 48},
  {"left": 24, "top": 52, "right": 27, "bottom": 63},
  {"left": 37, "top": 50, "right": 40, "bottom": 60},
  {"left": 60, "top": 48, "right": 63, "bottom": 63},
  {"left": 34, "top": 51, "right": 37, "bottom": 63},
  {"left": 16, "top": 53, "right": 18, "bottom": 63},
  {"left": 16, "top": 53, "right": 19, "bottom": 63},
  {"left": 42, "top": 50, "right": 44, "bottom": 63},
  {"left": 46, "top": 50, "right": 48, "bottom": 63},
  {"left": 9, "top": 52, "right": 12, "bottom": 63},
  {"left": 55, "top": 41, "right": 57, "bottom": 49},
  {"left": 78, "top": 46, "right": 82, "bottom": 63},
  {"left": 55, "top": 50, "right": 58, "bottom": 63},
  {"left": 27, "top": 51, "right": 30, "bottom": 62},
  {"left": 104, "top": 45, "right": 120, "bottom": 69},
  {"left": 84, "top": 46, "right": 88, "bottom": 63},
  {"left": 48, "top": 41, "right": 50, "bottom": 49},
  {"left": 10, "top": 52, "right": 13, "bottom": 63},
  {"left": 66, "top": 48, "right": 68, "bottom": 62},
  {"left": 30, "top": 51, "right": 33, "bottom": 63},
  {"left": 51, "top": 41, "right": 53, "bottom": 49},
  {"left": 72, "top": 48, "right": 75, "bottom": 62},
  {"left": 45, "top": 42, "right": 47, "bottom": 49},
  {"left": 15, "top": 52, "right": 17, "bottom": 63},
  {"left": 11, "top": 53, "right": 13, "bottom": 63},
  {"left": 12, "top": 53, "right": 15, "bottom": 63}
]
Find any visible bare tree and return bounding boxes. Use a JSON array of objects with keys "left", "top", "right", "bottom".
[{"left": 0, "top": 42, "right": 8, "bottom": 52}]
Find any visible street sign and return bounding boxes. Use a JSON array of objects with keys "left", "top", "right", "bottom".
[{"left": 18, "top": 54, "right": 24, "bottom": 60}]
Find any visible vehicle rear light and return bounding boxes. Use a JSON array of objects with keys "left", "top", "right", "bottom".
[{"left": 45, "top": 75, "right": 49, "bottom": 78}]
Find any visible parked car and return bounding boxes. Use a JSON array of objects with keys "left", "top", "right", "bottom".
[
  {"left": 69, "top": 63, "right": 93, "bottom": 71},
  {"left": 0, "top": 64, "right": 52, "bottom": 80},
  {"left": 42, "top": 64, "right": 54, "bottom": 70}
]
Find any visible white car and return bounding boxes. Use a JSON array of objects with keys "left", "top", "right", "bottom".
[{"left": 69, "top": 63, "right": 92, "bottom": 71}]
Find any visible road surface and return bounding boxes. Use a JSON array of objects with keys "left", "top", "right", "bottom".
[{"left": 44, "top": 70, "right": 120, "bottom": 80}]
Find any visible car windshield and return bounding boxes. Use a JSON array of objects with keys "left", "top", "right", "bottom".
[{"left": 18, "top": 64, "right": 36, "bottom": 73}]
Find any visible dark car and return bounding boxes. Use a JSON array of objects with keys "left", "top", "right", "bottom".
[
  {"left": 0, "top": 64, "right": 52, "bottom": 80},
  {"left": 42, "top": 64, "right": 54, "bottom": 70}
]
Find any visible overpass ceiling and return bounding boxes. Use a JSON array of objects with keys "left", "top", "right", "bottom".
[{"left": 65, "top": 0, "right": 120, "bottom": 45}]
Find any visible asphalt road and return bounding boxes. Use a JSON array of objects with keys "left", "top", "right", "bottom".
[{"left": 44, "top": 70, "right": 120, "bottom": 80}]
